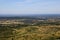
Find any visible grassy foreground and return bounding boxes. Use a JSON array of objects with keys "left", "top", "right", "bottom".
[{"left": 0, "top": 25, "right": 60, "bottom": 40}]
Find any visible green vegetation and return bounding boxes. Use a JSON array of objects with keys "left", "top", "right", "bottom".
[
  {"left": 0, "top": 18, "right": 60, "bottom": 40},
  {"left": 0, "top": 24, "right": 60, "bottom": 40}
]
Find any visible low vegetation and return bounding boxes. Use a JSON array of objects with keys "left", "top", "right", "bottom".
[
  {"left": 0, "top": 18, "right": 60, "bottom": 40},
  {"left": 0, "top": 24, "right": 60, "bottom": 40}
]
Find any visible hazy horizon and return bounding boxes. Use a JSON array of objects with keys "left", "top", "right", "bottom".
[
  {"left": 0, "top": 0, "right": 60, "bottom": 15},
  {"left": 0, "top": 13, "right": 60, "bottom": 17}
]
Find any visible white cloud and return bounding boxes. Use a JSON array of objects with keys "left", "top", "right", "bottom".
[
  {"left": 25, "top": 0, "right": 32, "bottom": 3},
  {"left": 0, "top": 7, "right": 60, "bottom": 14},
  {"left": 16, "top": 0, "right": 33, "bottom": 6}
]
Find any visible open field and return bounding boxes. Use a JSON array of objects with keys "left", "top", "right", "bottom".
[
  {"left": 0, "top": 16, "right": 60, "bottom": 40},
  {"left": 0, "top": 25, "right": 60, "bottom": 40},
  {"left": 13, "top": 25, "right": 60, "bottom": 40}
]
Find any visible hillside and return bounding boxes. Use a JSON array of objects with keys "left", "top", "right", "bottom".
[{"left": 0, "top": 25, "right": 60, "bottom": 40}]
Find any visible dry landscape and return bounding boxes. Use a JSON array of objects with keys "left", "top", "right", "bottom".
[{"left": 0, "top": 16, "right": 60, "bottom": 40}]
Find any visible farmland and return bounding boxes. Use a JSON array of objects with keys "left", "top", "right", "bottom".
[{"left": 0, "top": 15, "right": 60, "bottom": 40}]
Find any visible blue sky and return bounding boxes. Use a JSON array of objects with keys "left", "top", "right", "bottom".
[{"left": 0, "top": 0, "right": 60, "bottom": 15}]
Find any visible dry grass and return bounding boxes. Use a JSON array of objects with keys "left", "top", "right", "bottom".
[{"left": 12, "top": 25, "right": 60, "bottom": 40}]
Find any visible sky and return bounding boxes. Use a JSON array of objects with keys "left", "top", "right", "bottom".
[{"left": 0, "top": 0, "right": 60, "bottom": 15}]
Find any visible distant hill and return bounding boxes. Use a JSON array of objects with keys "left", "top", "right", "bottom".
[{"left": 0, "top": 14, "right": 60, "bottom": 20}]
